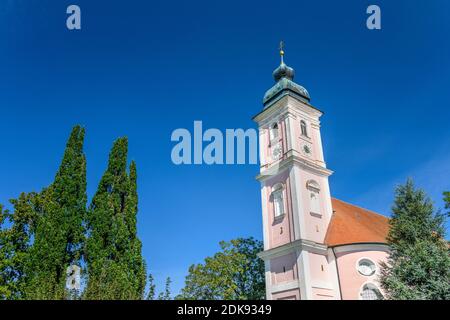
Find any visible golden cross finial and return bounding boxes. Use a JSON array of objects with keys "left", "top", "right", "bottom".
[{"left": 279, "top": 40, "right": 285, "bottom": 64}]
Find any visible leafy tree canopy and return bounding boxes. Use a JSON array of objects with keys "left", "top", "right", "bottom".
[
  {"left": 177, "top": 237, "right": 265, "bottom": 300},
  {"left": 380, "top": 179, "right": 450, "bottom": 300}
]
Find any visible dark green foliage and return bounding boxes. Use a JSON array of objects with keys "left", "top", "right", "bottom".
[
  {"left": 0, "top": 203, "right": 10, "bottom": 298},
  {"left": 380, "top": 179, "right": 450, "bottom": 300},
  {"left": 0, "top": 126, "right": 147, "bottom": 300},
  {"left": 444, "top": 191, "right": 450, "bottom": 213},
  {"left": 25, "top": 126, "right": 87, "bottom": 299},
  {"left": 0, "top": 193, "right": 39, "bottom": 299},
  {"left": 127, "top": 162, "right": 147, "bottom": 297},
  {"left": 177, "top": 237, "right": 265, "bottom": 300},
  {"left": 84, "top": 138, "right": 146, "bottom": 300}
]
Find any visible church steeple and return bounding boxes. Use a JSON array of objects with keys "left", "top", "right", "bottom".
[{"left": 254, "top": 46, "right": 338, "bottom": 300}]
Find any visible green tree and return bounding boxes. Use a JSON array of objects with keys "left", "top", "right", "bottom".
[
  {"left": 84, "top": 137, "right": 146, "bottom": 300},
  {"left": 0, "top": 203, "right": 8, "bottom": 298},
  {"left": 380, "top": 179, "right": 450, "bottom": 300},
  {"left": 126, "top": 161, "right": 147, "bottom": 297},
  {"left": 158, "top": 277, "right": 172, "bottom": 300},
  {"left": 0, "top": 193, "right": 39, "bottom": 299},
  {"left": 146, "top": 273, "right": 156, "bottom": 300},
  {"left": 177, "top": 237, "right": 265, "bottom": 300},
  {"left": 25, "top": 126, "right": 87, "bottom": 299},
  {"left": 146, "top": 274, "right": 172, "bottom": 300},
  {"left": 444, "top": 191, "right": 450, "bottom": 213}
]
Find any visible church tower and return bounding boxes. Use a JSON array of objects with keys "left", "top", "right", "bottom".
[{"left": 254, "top": 44, "right": 341, "bottom": 300}]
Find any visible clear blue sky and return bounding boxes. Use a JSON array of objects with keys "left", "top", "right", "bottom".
[{"left": 1, "top": 0, "right": 449, "bottom": 295}]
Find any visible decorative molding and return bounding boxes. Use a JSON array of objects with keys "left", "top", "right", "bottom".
[
  {"left": 310, "top": 211, "right": 323, "bottom": 218},
  {"left": 332, "top": 243, "right": 390, "bottom": 255},
  {"left": 258, "top": 239, "right": 328, "bottom": 261},
  {"left": 306, "top": 179, "right": 321, "bottom": 192},
  {"left": 358, "top": 281, "right": 384, "bottom": 300},
  {"left": 253, "top": 96, "right": 322, "bottom": 127},
  {"left": 356, "top": 257, "right": 378, "bottom": 277},
  {"left": 311, "top": 281, "right": 334, "bottom": 291},
  {"left": 273, "top": 213, "right": 286, "bottom": 222},
  {"left": 270, "top": 280, "right": 299, "bottom": 294},
  {"left": 257, "top": 153, "right": 333, "bottom": 182}
]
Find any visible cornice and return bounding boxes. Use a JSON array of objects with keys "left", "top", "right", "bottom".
[
  {"left": 256, "top": 153, "right": 333, "bottom": 182},
  {"left": 258, "top": 239, "right": 328, "bottom": 261},
  {"left": 331, "top": 243, "right": 390, "bottom": 255},
  {"left": 253, "top": 96, "right": 323, "bottom": 125}
]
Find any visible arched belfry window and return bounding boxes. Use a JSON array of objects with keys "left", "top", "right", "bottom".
[
  {"left": 271, "top": 183, "right": 285, "bottom": 218},
  {"left": 306, "top": 180, "right": 321, "bottom": 215},
  {"left": 300, "top": 120, "right": 308, "bottom": 137},
  {"left": 269, "top": 123, "right": 279, "bottom": 142},
  {"left": 360, "top": 283, "right": 384, "bottom": 300},
  {"left": 310, "top": 192, "right": 320, "bottom": 215}
]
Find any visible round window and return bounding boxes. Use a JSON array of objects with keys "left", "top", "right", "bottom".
[{"left": 357, "top": 259, "right": 376, "bottom": 276}]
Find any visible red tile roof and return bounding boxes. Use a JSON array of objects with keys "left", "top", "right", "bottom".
[{"left": 325, "top": 198, "right": 390, "bottom": 247}]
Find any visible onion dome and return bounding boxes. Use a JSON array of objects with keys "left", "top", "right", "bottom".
[
  {"left": 263, "top": 42, "right": 310, "bottom": 108},
  {"left": 273, "top": 61, "right": 295, "bottom": 82}
]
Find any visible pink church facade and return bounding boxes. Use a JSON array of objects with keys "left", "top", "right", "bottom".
[{"left": 254, "top": 50, "right": 390, "bottom": 300}]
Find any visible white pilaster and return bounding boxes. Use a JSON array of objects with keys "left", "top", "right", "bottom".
[
  {"left": 264, "top": 260, "right": 272, "bottom": 300},
  {"left": 284, "top": 114, "right": 297, "bottom": 153},
  {"left": 327, "top": 248, "right": 342, "bottom": 300},
  {"left": 288, "top": 165, "right": 302, "bottom": 240},
  {"left": 292, "top": 165, "right": 307, "bottom": 239},
  {"left": 259, "top": 127, "right": 267, "bottom": 167},
  {"left": 260, "top": 183, "right": 270, "bottom": 251},
  {"left": 297, "top": 249, "right": 313, "bottom": 299}
]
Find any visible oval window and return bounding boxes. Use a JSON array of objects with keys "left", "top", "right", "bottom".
[{"left": 357, "top": 259, "right": 376, "bottom": 276}]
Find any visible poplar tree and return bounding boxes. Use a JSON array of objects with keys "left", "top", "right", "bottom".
[
  {"left": 84, "top": 138, "right": 146, "bottom": 300},
  {"left": 126, "top": 161, "right": 147, "bottom": 297},
  {"left": 25, "top": 126, "right": 87, "bottom": 299},
  {"left": 380, "top": 179, "right": 450, "bottom": 300}
]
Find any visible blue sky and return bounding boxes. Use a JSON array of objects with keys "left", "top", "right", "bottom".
[{"left": 0, "top": 0, "right": 449, "bottom": 295}]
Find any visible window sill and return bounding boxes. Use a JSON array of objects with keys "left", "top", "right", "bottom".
[
  {"left": 274, "top": 213, "right": 285, "bottom": 221},
  {"left": 310, "top": 211, "right": 322, "bottom": 218},
  {"left": 269, "top": 139, "right": 281, "bottom": 147}
]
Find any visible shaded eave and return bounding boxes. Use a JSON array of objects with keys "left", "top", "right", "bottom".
[{"left": 252, "top": 90, "right": 323, "bottom": 122}]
